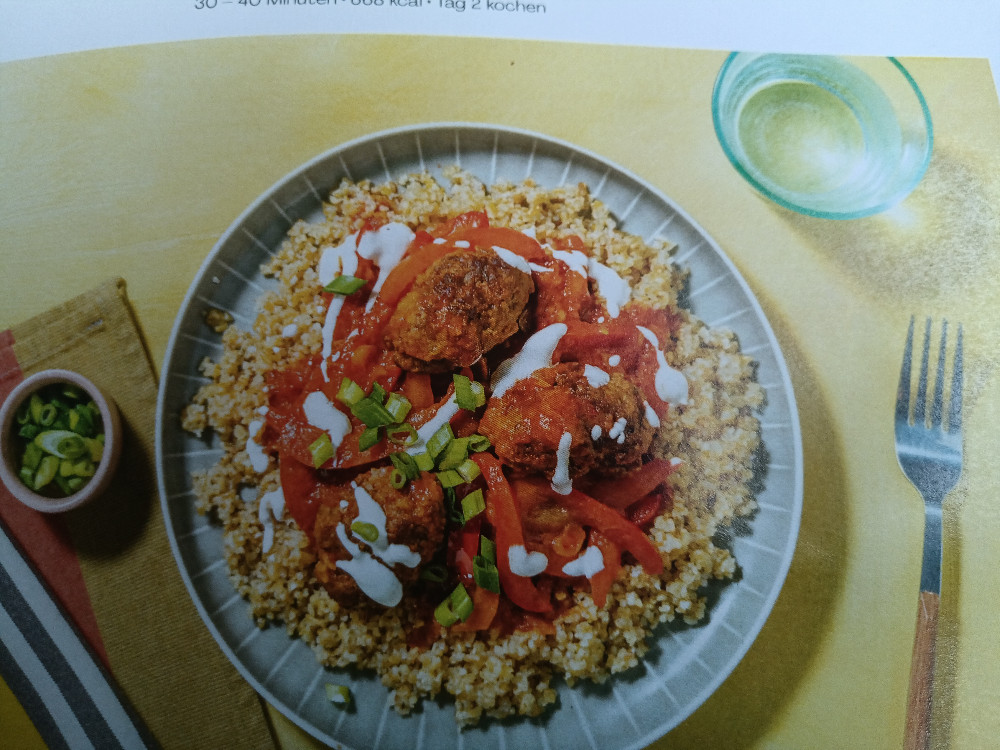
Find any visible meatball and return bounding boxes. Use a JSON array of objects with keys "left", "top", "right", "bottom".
[
  {"left": 384, "top": 247, "right": 534, "bottom": 372},
  {"left": 312, "top": 467, "right": 445, "bottom": 607},
  {"left": 479, "top": 362, "right": 655, "bottom": 481}
]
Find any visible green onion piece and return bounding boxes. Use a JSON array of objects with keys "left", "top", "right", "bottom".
[
  {"left": 71, "top": 404, "right": 96, "bottom": 436},
  {"left": 466, "top": 434, "right": 492, "bottom": 453},
  {"left": 350, "top": 397, "right": 396, "bottom": 428},
  {"left": 358, "top": 426, "right": 382, "bottom": 451},
  {"left": 323, "top": 274, "right": 367, "bottom": 295},
  {"left": 351, "top": 521, "right": 379, "bottom": 543},
  {"left": 324, "top": 683, "right": 352, "bottom": 707},
  {"left": 434, "top": 583, "right": 474, "bottom": 626},
  {"left": 460, "top": 489, "right": 485, "bottom": 522},
  {"left": 18, "top": 423, "right": 40, "bottom": 440},
  {"left": 58, "top": 459, "right": 76, "bottom": 478},
  {"left": 384, "top": 392, "right": 412, "bottom": 423},
  {"left": 18, "top": 467, "right": 34, "bottom": 486},
  {"left": 21, "top": 442, "right": 43, "bottom": 472},
  {"left": 419, "top": 563, "right": 447, "bottom": 583},
  {"left": 15, "top": 400, "right": 31, "bottom": 425},
  {"left": 473, "top": 555, "right": 501, "bottom": 593},
  {"left": 413, "top": 452, "right": 435, "bottom": 473},
  {"left": 443, "top": 487, "right": 464, "bottom": 524},
  {"left": 479, "top": 535, "right": 497, "bottom": 564},
  {"left": 84, "top": 437, "right": 104, "bottom": 463},
  {"left": 370, "top": 382, "right": 388, "bottom": 405},
  {"left": 66, "top": 476, "right": 85, "bottom": 492},
  {"left": 456, "top": 457, "right": 481, "bottom": 483},
  {"left": 390, "top": 468, "right": 406, "bottom": 489},
  {"left": 436, "top": 469, "right": 466, "bottom": 489},
  {"left": 436, "top": 437, "right": 470, "bottom": 471},
  {"left": 453, "top": 374, "right": 487, "bottom": 410},
  {"left": 386, "top": 423, "right": 417, "bottom": 446},
  {"left": 425, "top": 423, "right": 455, "bottom": 462},
  {"left": 389, "top": 452, "right": 420, "bottom": 480},
  {"left": 33, "top": 456, "right": 59, "bottom": 490},
  {"left": 335, "top": 378, "right": 366, "bottom": 407},
  {"left": 34, "top": 430, "right": 88, "bottom": 460},
  {"left": 29, "top": 393, "right": 44, "bottom": 423},
  {"left": 72, "top": 459, "right": 96, "bottom": 478},
  {"left": 308, "top": 433, "right": 335, "bottom": 468},
  {"left": 38, "top": 404, "right": 58, "bottom": 427}
]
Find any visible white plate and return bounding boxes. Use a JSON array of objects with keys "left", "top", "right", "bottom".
[{"left": 155, "top": 123, "right": 803, "bottom": 750}]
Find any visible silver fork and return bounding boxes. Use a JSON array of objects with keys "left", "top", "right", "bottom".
[{"left": 895, "top": 317, "right": 963, "bottom": 750}]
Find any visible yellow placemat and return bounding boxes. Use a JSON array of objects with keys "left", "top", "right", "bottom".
[{"left": 4, "top": 278, "right": 274, "bottom": 749}]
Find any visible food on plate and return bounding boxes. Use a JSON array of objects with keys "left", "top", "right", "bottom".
[
  {"left": 12, "top": 383, "right": 105, "bottom": 496},
  {"left": 181, "top": 167, "right": 763, "bottom": 725}
]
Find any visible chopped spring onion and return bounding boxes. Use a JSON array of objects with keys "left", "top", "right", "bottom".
[
  {"left": 453, "top": 374, "right": 487, "bottom": 410},
  {"left": 413, "top": 451, "right": 435, "bottom": 472},
  {"left": 33, "top": 456, "right": 59, "bottom": 491},
  {"left": 35, "top": 430, "right": 88, "bottom": 460},
  {"left": 419, "top": 563, "right": 447, "bottom": 583},
  {"left": 323, "top": 274, "right": 367, "bottom": 295},
  {"left": 13, "top": 383, "right": 105, "bottom": 496},
  {"left": 335, "top": 377, "right": 365, "bottom": 406},
  {"left": 389, "top": 452, "right": 420, "bottom": 481},
  {"left": 370, "top": 382, "right": 388, "bottom": 405},
  {"left": 384, "top": 392, "right": 412, "bottom": 423},
  {"left": 466, "top": 434, "right": 491, "bottom": 453},
  {"left": 386, "top": 423, "right": 417, "bottom": 446},
  {"left": 351, "top": 521, "right": 379, "bottom": 543},
  {"left": 436, "top": 437, "right": 470, "bottom": 471},
  {"left": 460, "top": 489, "right": 485, "bottom": 522},
  {"left": 479, "top": 535, "right": 497, "bottom": 564},
  {"left": 425, "top": 423, "right": 455, "bottom": 462},
  {"left": 358, "top": 426, "right": 382, "bottom": 452},
  {"left": 308, "top": 433, "right": 335, "bottom": 468},
  {"left": 473, "top": 554, "right": 501, "bottom": 594},
  {"left": 325, "top": 683, "right": 352, "bottom": 707},
  {"left": 350, "top": 397, "right": 396, "bottom": 428},
  {"left": 456, "top": 458, "right": 481, "bottom": 483},
  {"left": 435, "top": 469, "right": 466, "bottom": 489},
  {"left": 434, "top": 583, "right": 474, "bottom": 626}
]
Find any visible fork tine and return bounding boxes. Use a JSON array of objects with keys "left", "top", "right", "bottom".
[
  {"left": 930, "top": 321, "right": 948, "bottom": 429},
  {"left": 949, "top": 324, "right": 964, "bottom": 434},
  {"left": 913, "top": 318, "right": 931, "bottom": 425},
  {"left": 896, "top": 316, "right": 915, "bottom": 423}
]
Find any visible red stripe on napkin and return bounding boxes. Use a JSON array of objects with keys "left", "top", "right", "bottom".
[{"left": 0, "top": 329, "right": 109, "bottom": 667}]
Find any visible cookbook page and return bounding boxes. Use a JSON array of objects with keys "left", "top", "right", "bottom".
[{"left": 2, "top": 3, "right": 998, "bottom": 750}]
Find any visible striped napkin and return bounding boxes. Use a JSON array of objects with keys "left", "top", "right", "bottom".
[{"left": 0, "top": 278, "right": 274, "bottom": 749}]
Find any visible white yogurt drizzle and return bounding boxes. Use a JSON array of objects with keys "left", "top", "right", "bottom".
[
  {"left": 551, "top": 431, "right": 574, "bottom": 496},
  {"left": 491, "top": 245, "right": 532, "bottom": 275},
  {"left": 317, "top": 223, "right": 416, "bottom": 380},
  {"left": 608, "top": 417, "right": 628, "bottom": 445},
  {"left": 583, "top": 364, "right": 610, "bottom": 388},
  {"left": 245, "top": 418, "right": 269, "bottom": 473},
  {"left": 351, "top": 483, "right": 421, "bottom": 568},
  {"left": 335, "top": 525, "right": 404, "bottom": 607},
  {"left": 508, "top": 544, "right": 549, "bottom": 578},
  {"left": 561, "top": 544, "right": 605, "bottom": 578},
  {"left": 331, "top": 483, "right": 421, "bottom": 607},
  {"left": 490, "top": 323, "right": 567, "bottom": 398},
  {"left": 258, "top": 487, "right": 285, "bottom": 554},
  {"left": 643, "top": 401, "right": 661, "bottom": 428},
  {"left": 302, "top": 391, "right": 351, "bottom": 450},
  {"left": 635, "top": 325, "right": 689, "bottom": 405},
  {"left": 405, "top": 394, "right": 461, "bottom": 455},
  {"left": 550, "top": 249, "right": 631, "bottom": 318}
]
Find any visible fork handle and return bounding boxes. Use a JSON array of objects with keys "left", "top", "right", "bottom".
[{"left": 904, "top": 590, "right": 939, "bottom": 750}]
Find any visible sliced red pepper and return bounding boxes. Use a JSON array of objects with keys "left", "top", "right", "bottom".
[
  {"left": 560, "top": 488, "right": 663, "bottom": 575},
  {"left": 473, "top": 453, "right": 552, "bottom": 614},
  {"left": 584, "top": 458, "right": 679, "bottom": 509},
  {"left": 451, "top": 585, "right": 500, "bottom": 632},
  {"left": 588, "top": 530, "right": 621, "bottom": 609}
]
